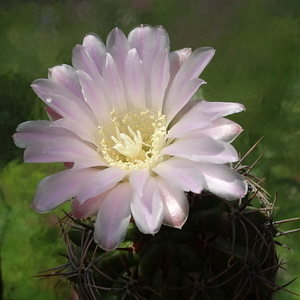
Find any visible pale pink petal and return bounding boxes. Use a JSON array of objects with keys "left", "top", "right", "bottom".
[
  {"left": 83, "top": 33, "right": 106, "bottom": 75},
  {"left": 48, "top": 64, "right": 83, "bottom": 99},
  {"left": 31, "top": 168, "right": 99, "bottom": 213},
  {"left": 71, "top": 191, "right": 110, "bottom": 219},
  {"left": 32, "top": 78, "right": 81, "bottom": 104},
  {"left": 167, "top": 110, "right": 212, "bottom": 138},
  {"left": 169, "top": 48, "right": 192, "bottom": 82},
  {"left": 43, "top": 136, "right": 107, "bottom": 169},
  {"left": 197, "top": 163, "right": 248, "bottom": 200},
  {"left": 32, "top": 93, "right": 97, "bottom": 136},
  {"left": 169, "top": 99, "right": 200, "bottom": 125},
  {"left": 72, "top": 44, "right": 100, "bottom": 80},
  {"left": 46, "top": 95, "right": 97, "bottom": 134},
  {"left": 102, "top": 53, "right": 128, "bottom": 113},
  {"left": 164, "top": 78, "right": 205, "bottom": 124},
  {"left": 13, "top": 121, "right": 84, "bottom": 164},
  {"left": 23, "top": 144, "right": 61, "bottom": 163},
  {"left": 169, "top": 99, "right": 207, "bottom": 127},
  {"left": 196, "top": 101, "right": 246, "bottom": 121},
  {"left": 150, "top": 50, "right": 170, "bottom": 112},
  {"left": 155, "top": 176, "right": 188, "bottom": 229},
  {"left": 171, "top": 47, "right": 215, "bottom": 85},
  {"left": 186, "top": 118, "right": 243, "bottom": 142},
  {"left": 106, "top": 27, "right": 130, "bottom": 77},
  {"left": 51, "top": 117, "right": 97, "bottom": 144},
  {"left": 129, "top": 169, "right": 150, "bottom": 197},
  {"left": 170, "top": 100, "right": 245, "bottom": 132},
  {"left": 124, "top": 48, "right": 146, "bottom": 110},
  {"left": 164, "top": 47, "right": 215, "bottom": 121},
  {"left": 21, "top": 138, "right": 100, "bottom": 167},
  {"left": 128, "top": 25, "right": 152, "bottom": 53},
  {"left": 128, "top": 26, "right": 170, "bottom": 112},
  {"left": 31, "top": 79, "right": 97, "bottom": 123},
  {"left": 76, "top": 70, "right": 111, "bottom": 125},
  {"left": 128, "top": 25, "right": 170, "bottom": 71},
  {"left": 13, "top": 120, "right": 75, "bottom": 148},
  {"left": 161, "top": 137, "right": 239, "bottom": 163},
  {"left": 131, "top": 177, "right": 163, "bottom": 234},
  {"left": 24, "top": 143, "right": 81, "bottom": 163},
  {"left": 153, "top": 158, "right": 205, "bottom": 194},
  {"left": 76, "top": 167, "right": 129, "bottom": 203},
  {"left": 46, "top": 107, "right": 62, "bottom": 121},
  {"left": 94, "top": 182, "right": 132, "bottom": 250}
]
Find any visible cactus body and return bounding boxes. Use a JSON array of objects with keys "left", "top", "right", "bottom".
[{"left": 62, "top": 188, "right": 280, "bottom": 300}]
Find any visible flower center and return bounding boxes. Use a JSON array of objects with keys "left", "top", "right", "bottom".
[
  {"left": 111, "top": 126, "right": 147, "bottom": 161},
  {"left": 98, "top": 109, "right": 167, "bottom": 170}
]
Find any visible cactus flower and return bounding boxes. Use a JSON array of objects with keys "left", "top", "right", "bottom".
[{"left": 13, "top": 25, "right": 247, "bottom": 250}]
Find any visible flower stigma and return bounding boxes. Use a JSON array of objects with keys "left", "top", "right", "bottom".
[{"left": 98, "top": 109, "right": 168, "bottom": 170}]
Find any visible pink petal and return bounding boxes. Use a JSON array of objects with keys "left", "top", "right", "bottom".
[
  {"left": 153, "top": 158, "right": 205, "bottom": 193},
  {"left": 71, "top": 191, "right": 109, "bottom": 219},
  {"left": 174, "top": 47, "right": 215, "bottom": 82},
  {"left": 128, "top": 26, "right": 170, "bottom": 112},
  {"left": 164, "top": 47, "right": 215, "bottom": 122},
  {"left": 31, "top": 168, "right": 99, "bottom": 213},
  {"left": 196, "top": 100, "right": 246, "bottom": 121},
  {"left": 102, "top": 53, "right": 128, "bottom": 113},
  {"left": 31, "top": 79, "right": 97, "bottom": 124},
  {"left": 188, "top": 118, "right": 243, "bottom": 142},
  {"left": 48, "top": 64, "right": 83, "bottom": 99},
  {"left": 51, "top": 117, "right": 97, "bottom": 144},
  {"left": 94, "top": 182, "right": 132, "bottom": 250},
  {"left": 82, "top": 33, "right": 106, "bottom": 75},
  {"left": 46, "top": 107, "right": 62, "bottom": 121},
  {"left": 155, "top": 177, "right": 188, "bottom": 229},
  {"left": 128, "top": 25, "right": 152, "bottom": 53},
  {"left": 23, "top": 144, "right": 60, "bottom": 163},
  {"left": 76, "top": 167, "right": 129, "bottom": 203},
  {"left": 167, "top": 110, "right": 212, "bottom": 138},
  {"left": 170, "top": 99, "right": 200, "bottom": 124},
  {"left": 197, "top": 163, "right": 248, "bottom": 200},
  {"left": 72, "top": 44, "right": 100, "bottom": 80},
  {"left": 128, "top": 25, "right": 170, "bottom": 72},
  {"left": 13, "top": 120, "right": 75, "bottom": 148},
  {"left": 131, "top": 177, "right": 163, "bottom": 234},
  {"left": 13, "top": 121, "right": 85, "bottom": 164},
  {"left": 161, "top": 137, "right": 239, "bottom": 163},
  {"left": 164, "top": 78, "right": 205, "bottom": 124},
  {"left": 129, "top": 169, "right": 150, "bottom": 197},
  {"left": 76, "top": 70, "right": 111, "bottom": 125},
  {"left": 34, "top": 92, "right": 97, "bottom": 136},
  {"left": 149, "top": 50, "right": 170, "bottom": 112},
  {"left": 43, "top": 136, "right": 107, "bottom": 169},
  {"left": 169, "top": 48, "right": 192, "bottom": 82},
  {"left": 124, "top": 48, "right": 146, "bottom": 110},
  {"left": 106, "top": 27, "right": 130, "bottom": 78}
]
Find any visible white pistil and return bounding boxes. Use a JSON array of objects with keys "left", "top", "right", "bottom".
[{"left": 111, "top": 126, "right": 143, "bottom": 160}]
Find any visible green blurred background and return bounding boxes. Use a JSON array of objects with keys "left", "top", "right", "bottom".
[{"left": 0, "top": 0, "right": 300, "bottom": 299}]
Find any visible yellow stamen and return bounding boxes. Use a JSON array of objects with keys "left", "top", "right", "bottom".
[{"left": 98, "top": 109, "right": 167, "bottom": 170}]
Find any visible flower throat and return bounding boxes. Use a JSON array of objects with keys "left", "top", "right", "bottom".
[{"left": 98, "top": 109, "right": 167, "bottom": 170}]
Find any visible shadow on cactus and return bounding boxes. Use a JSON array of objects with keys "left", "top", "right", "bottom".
[{"left": 39, "top": 140, "right": 300, "bottom": 300}]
